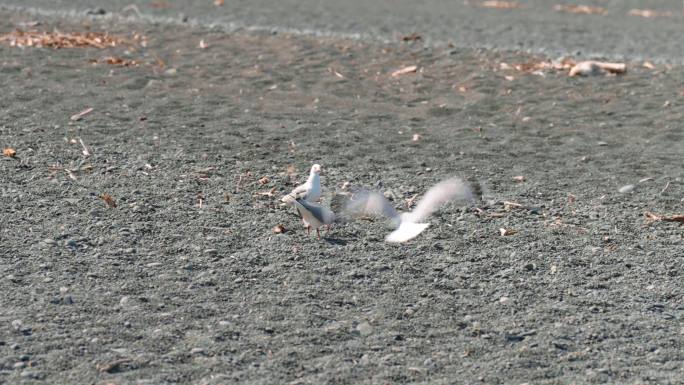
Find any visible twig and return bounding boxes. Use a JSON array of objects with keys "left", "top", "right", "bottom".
[
  {"left": 78, "top": 137, "right": 91, "bottom": 156},
  {"left": 660, "top": 181, "right": 671, "bottom": 194}
]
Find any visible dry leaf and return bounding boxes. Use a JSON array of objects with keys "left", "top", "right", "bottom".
[
  {"left": 554, "top": 4, "right": 607, "bottom": 15},
  {"left": 504, "top": 75, "right": 515, "bottom": 81},
  {"left": 512, "top": 175, "right": 525, "bottom": 182},
  {"left": 272, "top": 225, "right": 286, "bottom": 234},
  {"left": 480, "top": 1, "right": 520, "bottom": 9},
  {"left": 255, "top": 187, "right": 277, "bottom": 197},
  {"left": 401, "top": 33, "right": 422, "bottom": 42},
  {"left": 258, "top": 176, "right": 270, "bottom": 185},
  {"left": 499, "top": 228, "right": 518, "bottom": 236},
  {"left": 0, "top": 31, "right": 127, "bottom": 49},
  {"left": 643, "top": 61, "right": 655, "bottom": 69},
  {"left": 503, "top": 201, "right": 523, "bottom": 210},
  {"left": 70, "top": 107, "right": 94, "bottom": 121},
  {"left": 100, "top": 193, "right": 117, "bottom": 208},
  {"left": 3, "top": 148, "right": 16, "bottom": 158},
  {"left": 214, "top": 0, "right": 225, "bottom": 5},
  {"left": 644, "top": 211, "right": 684, "bottom": 223},
  {"left": 569, "top": 61, "right": 626, "bottom": 77},
  {"left": 102, "top": 56, "right": 139, "bottom": 66},
  {"left": 199, "top": 39, "right": 208, "bottom": 49},
  {"left": 391, "top": 65, "right": 418, "bottom": 77},
  {"left": 147, "top": 1, "right": 171, "bottom": 8}
]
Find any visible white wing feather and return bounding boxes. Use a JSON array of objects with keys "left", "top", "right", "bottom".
[{"left": 405, "top": 177, "right": 473, "bottom": 223}]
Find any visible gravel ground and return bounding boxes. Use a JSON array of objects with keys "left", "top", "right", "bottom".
[{"left": 0, "top": 6, "right": 683, "bottom": 385}]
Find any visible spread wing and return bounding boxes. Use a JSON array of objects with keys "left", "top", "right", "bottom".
[
  {"left": 407, "top": 177, "right": 473, "bottom": 223},
  {"left": 344, "top": 190, "right": 400, "bottom": 224}
]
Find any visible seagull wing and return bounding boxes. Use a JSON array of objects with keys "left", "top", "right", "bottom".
[
  {"left": 296, "top": 199, "right": 335, "bottom": 225},
  {"left": 407, "top": 177, "right": 473, "bottom": 223},
  {"left": 344, "top": 190, "right": 400, "bottom": 224}
]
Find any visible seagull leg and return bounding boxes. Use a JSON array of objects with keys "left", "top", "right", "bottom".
[
  {"left": 316, "top": 228, "right": 321, "bottom": 239},
  {"left": 325, "top": 224, "right": 332, "bottom": 235},
  {"left": 306, "top": 226, "right": 310, "bottom": 235}
]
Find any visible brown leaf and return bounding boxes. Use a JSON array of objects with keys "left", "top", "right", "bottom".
[
  {"left": 642, "top": 61, "right": 655, "bottom": 69},
  {"left": 391, "top": 65, "right": 418, "bottom": 77},
  {"left": 272, "top": 225, "right": 286, "bottom": 234},
  {"left": 0, "top": 31, "right": 127, "bottom": 49},
  {"left": 554, "top": 4, "right": 607, "bottom": 15},
  {"left": 102, "top": 56, "right": 139, "bottom": 66},
  {"left": 70, "top": 107, "right": 94, "bottom": 121},
  {"left": 401, "top": 33, "right": 422, "bottom": 42},
  {"left": 100, "top": 194, "right": 117, "bottom": 208},
  {"left": 480, "top": 1, "right": 520, "bottom": 9},
  {"left": 258, "top": 176, "right": 270, "bottom": 185},
  {"left": 3, "top": 148, "right": 16, "bottom": 158},
  {"left": 644, "top": 211, "right": 684, "bottom": 223},
  {"left": 147, "top": 1, "right": 171, "bottom": 8}
]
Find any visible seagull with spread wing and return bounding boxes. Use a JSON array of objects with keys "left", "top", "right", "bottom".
[{"left": 345, "top": 177, "right": 474, "bottom": 243}]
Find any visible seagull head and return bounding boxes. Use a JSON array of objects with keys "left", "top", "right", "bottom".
[{"left": 311, "top": 164, "right": 322, "bottom": 175}]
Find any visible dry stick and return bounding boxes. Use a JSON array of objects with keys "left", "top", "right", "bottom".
[{"left": 660, "top": 181, "right": 671, "bottom": 194}]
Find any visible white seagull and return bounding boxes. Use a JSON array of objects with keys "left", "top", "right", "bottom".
[
  {"left": 282, "top": 164, "right": 322, "bottom": 203},
  {"left": 345, "top": 177, "right": 474, "bottom": 243},
  {"left": 281, "top": 195, "right": 335, "bottom": 239}
]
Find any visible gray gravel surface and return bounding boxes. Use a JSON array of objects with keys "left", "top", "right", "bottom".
[
  {"left": 3, "top": 0, "right": 684, "bottom": 62},
  {"left": 1, "top": 4, "right": 683, "bottom": 385}
]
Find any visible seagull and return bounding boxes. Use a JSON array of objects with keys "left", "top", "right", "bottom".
[
  {"left": 345, "top": 177, "right": 474, "bottom": 243},
  {"left": 282, "top": 164, "right": 321, "bottom": 203},
  {"left": 281, "top": 195, "right": 335, "bottom": 239}
]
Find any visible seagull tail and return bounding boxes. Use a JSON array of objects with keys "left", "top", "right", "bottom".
[{"left": 385, "top": 222, "right": 430, "bottom": 243}]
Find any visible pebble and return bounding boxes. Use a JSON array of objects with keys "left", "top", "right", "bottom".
[
  {"left": 204, "top": 249, "right": 218, "bottom": 256},
  {"left": 11, "top": 320, "right": 23, "bottom": 330},
  {"left": 119, "top": 296, "right": 131, "bottom": 307},
  {"left": 20, "top": 370, "right": 40, "bottom": 379},
  {"left": 356, "top": 322, "right": 373, "bottom": 336},
  {"left": 190, "top": 348, "right": 205, "bottom": 355},
  {"left": 13, "top": 362, "right": 26, "bottom": 369},
  {"left": 618, "top": 184, "right": 635, "bottom": 193}
]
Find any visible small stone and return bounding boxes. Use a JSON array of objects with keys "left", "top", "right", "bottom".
[
  {"left": 356, "top": 322, "right": 373, "bottom": 336},
  {"left": 499, "top": 296, "right": 510, "bottom": 304},
  {"left": 204, "top": 249, "right": 218, "bottom": 256},
  {"left": 11, "top": 320, "right": 23, "bottom": 330},
  {"left": 404, "top": 308, "right": 415, "bottom": 317},
  {"left": 123, "top": 321, "right": 131, "bottom": 328},
  {"left": 59, "top": 286, "right": 69, "bottom": 294},
  {"left": 13, "top": 362, "right": 27, "bottom": 369},
  {"left": 165, "top": 68, "right": 178, "bottom": 75},
  {"left": 85, "top": 7, "right": 107, "bottom": 15},
  {"left": 20, "top": 370, "right": 40, "bottom": 379},
  {"left": 43, "top": 239, "right": 56, "bottom": 245},
  {"left": 190, "top": 348, "right": 205, "bottom": 355},
  {"left": 146, "top": 262, "right": 162, "bottom": 267},
  {"left": 618, "top": 185, "right": 635, "bottom": 193},
  {"left": 123, "top": 248, "right": 136, "bottom": 254},
  {"left": 119, "top": 296, "right": 131, "bottom": 306}
]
